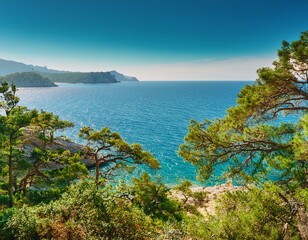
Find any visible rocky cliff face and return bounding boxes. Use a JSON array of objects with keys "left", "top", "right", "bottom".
[
  {"left": 22, "top": 129, "right": 95, "bottom": 169},
  {"left": 110, "top": 70, "right": 138, "bottom": 82}
]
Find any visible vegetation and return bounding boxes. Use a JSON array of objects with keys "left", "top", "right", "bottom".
[
  {"left": 0, "top": 72, "right": 57, "bottom": 87},
  {"left": 39, "top": 71, "right": 118, "bottom": 83},
  {"left": 0, "top": 80, "right": 184, "bottom": 239},
  {"left": 79, "top": 126, "right": 160, "bottom": 184},
  {"left": 0, "top": 82, "right": 87, "bottom": 207},
  {"left": 179, "top": 31, "right": 308, "bottom": 238},
  {"left": 4, "top": 181, "right": 158, "bottom": 239},
  {"left": 0, "top": 31, "right": 307, "bottom": 239}
]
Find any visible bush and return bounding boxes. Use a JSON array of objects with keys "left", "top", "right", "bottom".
[{"left": 3, "top": 181, "right": 159, "bottom": 239}]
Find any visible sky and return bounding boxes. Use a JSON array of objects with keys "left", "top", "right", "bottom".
[{"left": 0, "top": 0, "right": 307, "bottom": 80}]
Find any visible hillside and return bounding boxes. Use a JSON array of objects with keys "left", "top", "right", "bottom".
[
  {"left": 39, "top": 72, "right": 118, "bottom": 83},
  {"left": 1, "top": 72, "right": 57, "bottom": 87},
  {"left": 0, "top": 59, "right": 139, "bottom": 83},
  {"left": 0, "top": 58, "right": 66, "bottom": 76}
]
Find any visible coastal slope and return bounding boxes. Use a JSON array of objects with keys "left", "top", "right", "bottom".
[
  {"left": 39, "top": 72, "right": 118, "bottom": 84},
  {"left": 0, "top": 58, "right": 139, "bottom": 84},
  {"left": 0, "top": 58, "right": 66, "bottom": 75},
  {"left": 1, "top": 72, "right": 57, "bottom": 87}
]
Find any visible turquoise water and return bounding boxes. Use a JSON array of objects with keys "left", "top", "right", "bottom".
[{"left": 17, "top": 81, "right": 250, "bottom": 185}]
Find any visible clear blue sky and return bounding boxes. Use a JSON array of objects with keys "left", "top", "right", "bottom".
[{"left": 0, "top": 0, "right": 307, "bottom": 80}]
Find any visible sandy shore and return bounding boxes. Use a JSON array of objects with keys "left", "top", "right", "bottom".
[{"left": 171, "top": 183, "right": 242, "bottom": 216}]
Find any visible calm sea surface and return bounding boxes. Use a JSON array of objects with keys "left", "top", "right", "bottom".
[{"left": 17, "top": 81, "right": 251, "bottom": 185}]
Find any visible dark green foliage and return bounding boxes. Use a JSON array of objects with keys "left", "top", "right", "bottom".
[
  {"left": 24, "top": 188, "right": 65, "bottom": 205},
  {"left": 0, "top": 81, "right": 19, "bottom": 115},
  {"left": 31, "top": 109, "right": 74, "bottom": 144},
  {"left": 3, "top": 181, "right": 158, "bottom": 240},
  {"left": 0, "top": 176, "right": 187, "bottom": 239},
  {"left": 174, "top": 180, "right": 194, "bottom": 204},
  {"left": 130, "top": 172, "right": 183, "bottom": 221},
  {"left": 185, "top": 185, "right": 304, "bottom": 240},
  {"left": 173, "top": 180, "right": 207, "bottom": 216},
  {"left": 1, "top": 72, "right": 57, "bottom": 87},
  {"left": 20, "top": 144, "right": 86, "bottom": 204},
  {"left": 0, "top": 80, "right": 187, "bottom": 239},
  {"left": 0, "top": 82, "right": 39, "bottom": 207},
  {"left": 40, "top": 71, "right": 118, "bottom": 83},
  {"left": 2, "top": 32, "right": 308, "bottom": 240},
  {"left": 179, "top": 31, "right": 308, "bottom": 186},
  {"left": 179, "top": 31, "right": 308, "bottom": 238},
  {"left": 0, "top": 208, "right": 14, "bottom": 240},
  {"left": 79, "top": 126, "right": 160, "bottom": 184},
  {"left": 0, "top": 82, "right": 87, "bottom": 207},
  {"left": 17, "top": 110, "right": 87, "bottom": 200}
]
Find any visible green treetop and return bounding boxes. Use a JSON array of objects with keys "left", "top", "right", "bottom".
[
  {"left": 31, "top": 110, "right": 74, "bottom": 144},
  {"left": 179, "top": 31, "right": 308, "bottom": 238},
  {"left": 0, "top": 82, "right": 87, "bottom": 207},
  {"left": 0, "top": 82, "right": 38, "bottom": 207},
  {"left": 179, "top": 31, "right": 308, "bottom": 185},
  {"left": 79, "top": 126, "right": 160, "bottom": 184}
]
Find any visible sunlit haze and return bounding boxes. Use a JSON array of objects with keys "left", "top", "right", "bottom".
[{"left": 1, "top": 0, "right": 307, "bottom": 80}]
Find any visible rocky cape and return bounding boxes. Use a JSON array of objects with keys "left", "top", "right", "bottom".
[
  {"left": 110, "top": 70, "right": 138, "bottom": 82},
  {"left": 0, "top": 58, "right": 139, "bottom": 86}
]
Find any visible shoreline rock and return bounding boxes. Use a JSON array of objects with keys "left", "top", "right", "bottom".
[{"left": 22, "top": 129, "right": 95, "bottom": 168}]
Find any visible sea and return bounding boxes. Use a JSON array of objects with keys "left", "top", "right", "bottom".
[{"left": 17, "top": 81, "right": 251, "bottom": 186}]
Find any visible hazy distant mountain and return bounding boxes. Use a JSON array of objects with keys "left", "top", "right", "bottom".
[
  {"left": 0, "top": 59, "right": 139, "bottom": 83},
  {"left": 0, "top": 72, "right": 57, "bottom": 87},
  {"left": 0, "top": 58, "right": 67, "bottom": 76},
  {"left": 110, "top": 70, "right": 138, "bottom": 82}
]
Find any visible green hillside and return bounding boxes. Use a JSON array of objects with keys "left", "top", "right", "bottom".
[
  {"left": 40, "top": 72, "right": 118, "bottom": 83},
  {"left": 0, "top": 72, "right": 57, "bottom": 87}
]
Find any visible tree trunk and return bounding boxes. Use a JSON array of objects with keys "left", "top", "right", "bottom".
[
  {"left": 50, "top": 131, "right": 54, "bottom": 144},
  {"left": 95, "top": 158, "right": 99, "bottom": 184},
  {"left": 8, "top": 144, "right": 13, "bottom": 208}
]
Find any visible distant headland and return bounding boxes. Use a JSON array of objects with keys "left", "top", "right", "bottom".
[{"left": 0, "top": 58, "right": 138, "bottom": 87}]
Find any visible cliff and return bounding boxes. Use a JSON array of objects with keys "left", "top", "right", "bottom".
[{"left": 109, "top": 70, "right": 138, "bottom": 82}]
